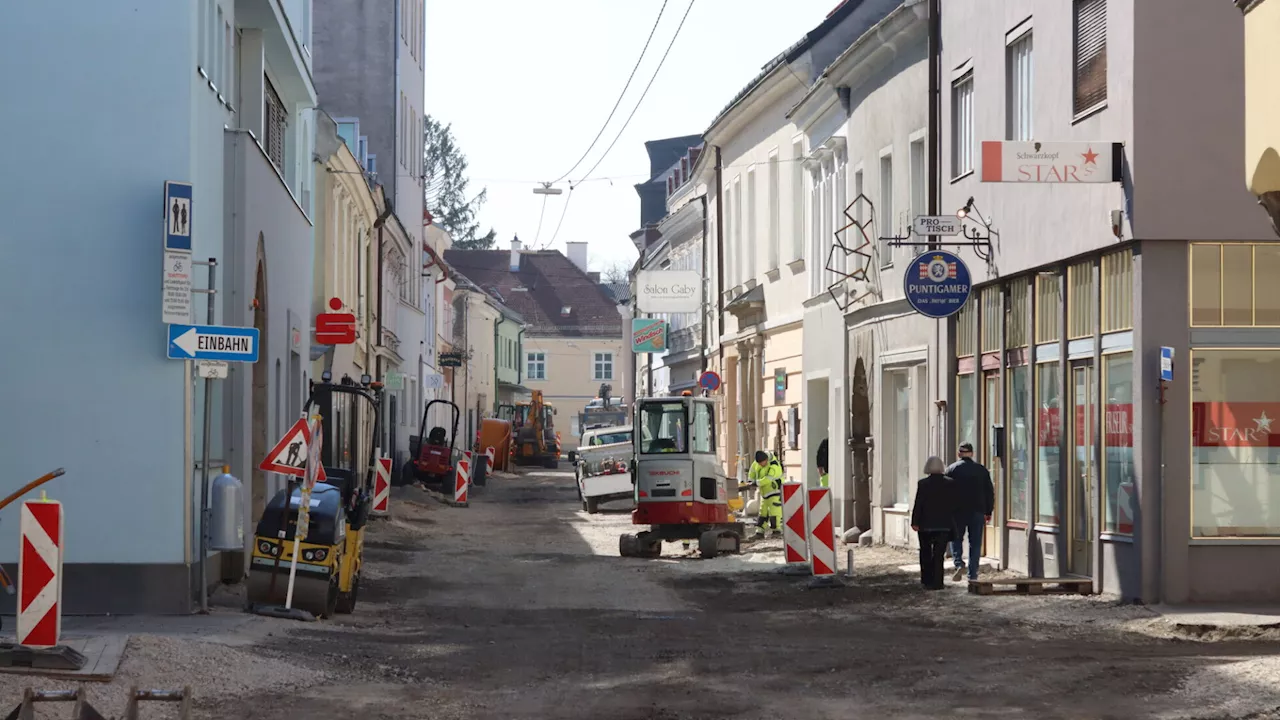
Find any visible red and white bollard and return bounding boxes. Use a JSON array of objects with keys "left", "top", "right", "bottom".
[
  {"left": 781, "top": 482, "right": 808, "bottom": 569},
  {"left": 371, "top": 456, "right": 391, "bottom": 516},
  {"left": 485, "top": 446, "right": 496, "bottom": 474},
  {"left": 806, "top": 487, "right": 837, "bottom": 581},
  {"left": 454, "top": 458, "right": 470, "bottom": 507},
  {"left": 464, "top": 451, "right": 473, "bottom": 486},
  {"left": 18, "top": 495, "right": 63, "bottom": 648}
]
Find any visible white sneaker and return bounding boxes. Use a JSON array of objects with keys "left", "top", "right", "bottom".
[{"left": 952, "top": 564, "right": 966, "bottom": 582}]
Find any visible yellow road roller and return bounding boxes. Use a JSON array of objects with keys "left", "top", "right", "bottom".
[{"left": 248, "top": 372, "right": 383, "bottom": 619}]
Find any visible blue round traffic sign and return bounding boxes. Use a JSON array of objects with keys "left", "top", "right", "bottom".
[
  {"left": 699, "top": 371, "right": 722, "bottom": 391},
  {"left": 903, "top": 250, "right": 972, "bottom": 318}
]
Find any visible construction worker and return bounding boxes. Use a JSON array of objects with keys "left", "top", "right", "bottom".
[
  {"left": 749, "top": 450, "right": 784, "bottom": 537},
  {"left": 816, "top": 437, "right": 830, "bottom": 488}
]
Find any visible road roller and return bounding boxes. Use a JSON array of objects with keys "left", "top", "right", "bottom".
[{"left": 248, "top": 372, "right": 383, "bottom": 618}]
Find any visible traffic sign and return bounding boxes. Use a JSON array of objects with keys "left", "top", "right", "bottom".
[
  {"left": 903, "top": 251, "right": 972, "bottom": 319},
  {"left": 1160, "top": 347, "right": 1174, "bottom": 382},
  {"left": 196, "top": 360, "right": 229, "bottom": 379},
  {"left": 912, "top": 215, "right": 962, "bottom": 237},
  {"left": 163, "top": 181, "right": 193, "bottom": 253},
  {"left": 162, "top": 251, "right": 193, "bottom": 324},
  {"left": 167, "top": 323, "right": 260, "bottom": 362},
  {"left": 316, "top": 298, "right": 356, "bottom": 345},
  {"left": 260, "top": 417, "right": 326, "bottom": 483},
  {"left": 424, "top": 372, "right": 444, "bottom": 390},
  {"left": 304, "top": 417, "right": 323, "bottom": 490},
  {"left": 699, "top": 371, "right": 721, "bottom": 392}
]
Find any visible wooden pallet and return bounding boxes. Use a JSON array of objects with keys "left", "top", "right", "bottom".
[{"left": 968, "top": 577, "right": 1093, "bottom": 596}]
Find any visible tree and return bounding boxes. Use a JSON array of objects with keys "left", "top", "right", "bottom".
[
  {"left": 423, "top": 114, "right": 496, "bottom": 249},
  {"left": 601, "top": 262, "right": 631, "bottom": 284}
]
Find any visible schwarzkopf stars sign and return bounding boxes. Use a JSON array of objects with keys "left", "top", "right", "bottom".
[{"left": 981, "top": 141, "right": 1122, "bottom": 183}]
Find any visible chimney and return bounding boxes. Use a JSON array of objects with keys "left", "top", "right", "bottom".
[
  {"left": 565, "top": 241, "right": 589, "bottom": 274},
  {"left": 509, "top": 234, "right": 521, "bottom": 272}
]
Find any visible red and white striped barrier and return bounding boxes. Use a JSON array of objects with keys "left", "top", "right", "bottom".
[
  {"left": 485, "top": 446, "right": 496, "bottom": 473},
  {"left": 464, "top": 451, "right": 473, "bottom": 485},
  {"left": 18, "top": 496, "right": 63, "bottom": 648},
  {"left": 806, "top": 487, "right": 836, "bottom": 578},
  {"left": 454, "top": 458, "right": 470, "bottom": 506},
  {"left": 781, "top": 482, "right": 808, "bottom": 566},
  {"left": 371, "top": 456, "right": 391, "bottom": 515}
]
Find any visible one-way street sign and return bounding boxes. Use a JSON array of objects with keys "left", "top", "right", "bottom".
[{"left": 167, "top": 323, "right": 260, "bottom": 362}]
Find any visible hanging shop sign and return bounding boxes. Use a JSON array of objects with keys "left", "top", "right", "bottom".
[
  {"left": 631, "top": 318, "right": 668, "bottom": 353},
  {"left": 635, "top": 270, "right": 701, "bottom": 314},
  {"left": 439, "top": 351, "right": 464, "bottom": 368},
  {"left": 903, "top": 251, "right": 972, "bottom": 319}
]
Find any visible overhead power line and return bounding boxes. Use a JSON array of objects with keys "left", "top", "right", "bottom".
[
  {"left": 576, "top": 0, "right": 697, "bottom": 185},
  {"left": 544, "top": 185, "right": 576, "bottom": 249},
  {"left": 531, "top": 192, "right": 550, "bottom": 247},
  {"left": 549, "top": 0, "right": 670, "bottom": 185}
]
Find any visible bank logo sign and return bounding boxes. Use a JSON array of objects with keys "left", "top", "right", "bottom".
[
  {"left": 635, "top": 270, "right": 701, "bottom": 314},
  {"left": 903, "top": 251, "right": 972, "bottom": 319},
  {"left": 632, "top": 318, "right": 668, "bottom": 354}
]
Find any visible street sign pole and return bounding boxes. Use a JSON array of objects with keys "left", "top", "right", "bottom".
[{"left": 193, "top": 258, "right": 218, "bottom": 614}]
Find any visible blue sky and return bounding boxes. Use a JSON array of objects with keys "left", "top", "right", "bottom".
[{"left": 424, "top": 0, "right": 843, "bottom": 272}]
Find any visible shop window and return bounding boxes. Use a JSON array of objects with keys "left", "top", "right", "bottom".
[
  {"left": 980, "top": 286, "right": 1001, "bottom": 354},
  {"left": 1191, "top": 243, "right": 1280, "bottom": 326},
  {"left": 1035, "top": 272, "right": 1061, "bottom": 344},
  {"left": 1102, "top": 353, "right": 1134, "bottom": 535},
  {"left": 956, "top": 300, "right": 977, "bottom": 358},
  {"left": 1008, "top": 365, "right": 1031, "bottom": 522},
  {"left": 1100, "top": 249, "right": 1133, "bottom": 333},
  {"left": 1191, "top": 349, "right": 1280, "bottom": 538},
  {"left": 886, "top": 370, "right": 913, "bottom": 505},
  {"left": 1067, "top": 260, "right": 1094, "bottom": 340},
  {"left": 1008, "top": 277, "right": 1030, "bottom": 348},
  {"left": 956, "top": 374, "right": 977, "bottom": 450},
  {"left": 1035, "top": 362, "right": 1062, "bottom": 525}
]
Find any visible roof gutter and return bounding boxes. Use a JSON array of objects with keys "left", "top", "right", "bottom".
[{"left": 423, "top": 242, "right": 449, "bottom": 284}]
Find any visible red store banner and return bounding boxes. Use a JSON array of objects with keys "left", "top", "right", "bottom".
[
  {"left": 1036, "top": 404, "right": 1133, "bottom": 448},
  {"left": 1192, "top": 402, "right": 1280, "bottom": 448}
]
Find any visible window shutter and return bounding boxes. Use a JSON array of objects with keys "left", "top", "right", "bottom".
[{"left": 1073, "top": 0, "right": 1107, "bottom": 115}]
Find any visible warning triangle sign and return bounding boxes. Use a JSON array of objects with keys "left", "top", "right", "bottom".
[{"left": 260, "top": 418, "right": 311, "bottom": 477}]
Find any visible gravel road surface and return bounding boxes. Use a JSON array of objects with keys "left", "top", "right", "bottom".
[{"left": 6, "top": 467, "right": 1278, "bottom": 719}]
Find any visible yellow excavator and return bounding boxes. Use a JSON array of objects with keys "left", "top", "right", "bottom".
[{"left": 513, "top": 390, "right": 560, "bottom": 468}]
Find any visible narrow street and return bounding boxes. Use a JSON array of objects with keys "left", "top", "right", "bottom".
[{"left": 192, "top": 468, "right": 1280, "bottom": 720}]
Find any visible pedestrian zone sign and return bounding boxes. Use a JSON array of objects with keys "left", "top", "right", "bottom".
[{"left": 260, "top": 417, "right": 326, "bottom": 483}]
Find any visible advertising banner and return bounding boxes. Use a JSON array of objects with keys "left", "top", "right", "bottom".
[{"left": 631, "top": 318, "right": 667, "bottom": 353}]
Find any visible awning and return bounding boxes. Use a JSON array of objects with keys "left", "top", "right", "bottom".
[{"left": 725, "top": 285, "right": 765, "bottom": 317}]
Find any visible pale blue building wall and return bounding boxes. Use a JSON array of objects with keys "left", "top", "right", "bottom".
[{"left": 0, "top": 1, "right": 197, "bottom": 568}]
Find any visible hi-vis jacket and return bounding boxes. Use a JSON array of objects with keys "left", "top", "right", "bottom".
[{"left": 749, "top": 456, "right": 784, "bottom": 502}]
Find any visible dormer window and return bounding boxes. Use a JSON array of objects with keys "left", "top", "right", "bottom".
[{"left": 561, "top": 305, "right": 572, "bottom": 316}]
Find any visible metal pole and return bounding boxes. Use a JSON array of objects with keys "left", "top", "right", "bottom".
[{"left": 198, "top": 258, "right": 217, "bottom": 613}]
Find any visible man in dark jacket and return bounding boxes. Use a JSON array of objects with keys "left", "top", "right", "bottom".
[{"left": 947, "top": 442, "right": 994, "bottom": 582}]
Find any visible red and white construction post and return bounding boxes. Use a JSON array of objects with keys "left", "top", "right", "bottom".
[
  {"left": 806, "top": 487, "right": 838, "bottom": 583},
  {"left": 371, "top": 453, "right": 391, "bottom": 516},
  {"left": 485, "top": 446, "right": 496, "bottom": 474},
  {"left": 781, "top": 482, "right": 808, "bottom": 570},
  {"left": 454, "top": 456, "right": 470, "bottom": 507},
  {"left": 18, "top": 494, "right": 64, "bottom": 648}
]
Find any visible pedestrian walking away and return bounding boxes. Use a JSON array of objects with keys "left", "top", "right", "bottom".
[
  {"left": 911, "top": 456, "right": 958, "bottom": 590},
  {"left": 947, "top": 442, "right": 994, "bottom": 582},
  {"left": 748, "top": 450, "right": 784, "bottom": 537}
]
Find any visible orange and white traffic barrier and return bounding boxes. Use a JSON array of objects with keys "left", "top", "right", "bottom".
[
  {"left": 485, "top": 446, "right": 496, "bottom": 473},
  {"left": 372, "top": 456, "right": 391, "bottom": 515},
  {"left": 18, "top": 495, "right": 63, "bottom": 648},
  {"left": 781, "top": 482, "right": 807, "bottom": 566},
  {"left": 464, "top": 451, "right": 473, "bottom": 485},
  {"left": 806, "top": 487, "right": 836, "bottom": 578},
  {"left": 454, "top": 458, "right": 470, "bottom": 506}
]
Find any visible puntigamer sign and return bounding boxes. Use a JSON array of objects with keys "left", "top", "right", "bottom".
[{"left": 635, "top": 270, "right": 701, "bottom": 314}]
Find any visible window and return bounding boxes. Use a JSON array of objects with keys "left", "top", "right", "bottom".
[
  {"left": 956, "top": 374, "right": 976, "bottom": 455},
  {"left": 1191, "top": 349, "right": 1280, "bottom": 538},
  {"left": 1073, "top": 0, "right": 1107, "bottom": 116},
  {"left": 831, "top": 151, "right": 847, "bottom": 279},
  {"left": 264, "top": 77, "right": 288, "bottom": 171},
  {"left": 791, "top": 140, "right": 806, "bottom": 261},
  {"left": 224, "top": 20, "right": 234, "bottom": 104},
  {"left": 1036, "top": 362, "right": 1062, "bottom": 526},
  {"left": 879, "top": 153, "right": 894, "bottom": 267},
  {"left": 956, "top": 296, "right": 977, "bottom": 357},
  {"left": 980, "top": 285, "right": 1001, "bottom": 353},
  {"left": 527, "top": 352, "right": 546, "bottom": 380},
  {"left": 1102, "top": 353, "right": 1134, "bottom": 535},
  {"left": 1067, "top": 260, "right": 1094, "bottom": 339},
  {"left": 1094, "top": 250, "right": 1130, "bottom": 332},
  {"left": 909, "top": 137, "right": 926, "bottom": 241},
  {"left": 886, "top": 370, "right": 912, "bottom": 505},
  {"left": 734, "top": 178, "right": 744, "bottom": 284},
  {"left": 1035, "top": 272, "right": 1061, "bottom": 344},
  {"left": 1191, "top": 243, "right": 1280, "bottom": 326},
  {"left": 854, "top": 167, "right": 864, "bottom": 240},
  {"left": 1008, "top": 364, "right": 1031, "bottom": 522},
  {"left": 746, "top": 168, "right": 757, "bottom": 280},
  {"left": 724, "top": 183, "right": 735, "bottom": 287},
  {"left": 768, "top": 152, "right": 781, "bottom": 270},
  {"left": 638, "top": 402, "right": 688, "bottom": 454},
  {"left": 692, "top": 402, "right": 715, "bottom": 454},
  {"left": 1006, "top": 32, "right": 1033, "bottom": 141},
  {"left": 593, "top": 352, "right": 613, "bottom": 381},
  {"left": 214, "top": 5, "right": 224, "bottom": 88},
  {"left": 952, "top": 71, "right": 975, "bottom": 177},
  {"left": 198, "top": 0, "right": 209, "bottom": 72},
  {"left": 1008, "top": 277, "right": 1030, "bottom": 348}
]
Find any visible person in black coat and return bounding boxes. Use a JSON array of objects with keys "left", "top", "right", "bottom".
[
  {"left": 947, "top": 442, "right": 995, "bottom": 582},
  {"left": 911, "top": 456, "right": 958, "bottom": 590}
]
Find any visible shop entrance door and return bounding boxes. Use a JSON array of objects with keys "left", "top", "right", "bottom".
[
  {"left": 982, "top": 372, "right": 1002, "bottom": 561},
  {"left": 1067, "top": 361, "right": 1095, "bottom": 577}
]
